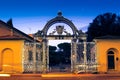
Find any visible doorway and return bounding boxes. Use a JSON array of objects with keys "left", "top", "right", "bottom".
[
  {"left": 2, "top": 48, "right": 13, "bottom": 73},
  {"left": 49, "top": 40, "right": 71, "bottom": 72},
  {"left": 108, "top": 51, "right": 115, "bottom": 69}
]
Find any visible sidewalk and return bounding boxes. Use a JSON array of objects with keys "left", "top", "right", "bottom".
[
  {"left": 9, "top": 73, "right": 120, "bottom": 77},
  {"left": 1, "top": 73, "right": 120, "bottom": 80}
]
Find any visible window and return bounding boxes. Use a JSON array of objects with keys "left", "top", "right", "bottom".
[
  {"left": 28, "top": 51, "right": 33, "bottom": 61},
  {"left": 36, "top": 52, "right": 38, "bottom": 61}
]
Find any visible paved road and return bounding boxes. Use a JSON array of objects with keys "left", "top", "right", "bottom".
[{"left": 0, "top": 73, "right": 120, "bottom": 80}]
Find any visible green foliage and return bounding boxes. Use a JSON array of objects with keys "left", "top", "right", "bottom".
[
  {"left": 49, "top": 45, "right": 57, "bottom": 66},
  {"left": 49, "top": 46, "right": 57, "bottom": 51},
  {"left": 87, "top": 12, "right": 120, "bottom": 41},
  {"left": 57, "top": 43, "right": 71, "bottom": 50},
  {"left": 57, "top": 43, "right": 71, "bottom": 64}
]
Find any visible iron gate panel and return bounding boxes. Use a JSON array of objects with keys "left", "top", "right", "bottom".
[
  {"left": 23, "top": 42, "right": 43, "bottom": 73},
  {"left": 23, "top": 42, "right": 97, "bottom": 73},
  {"left": 75, "top": 42, "right": 97, "bottom": 73}
]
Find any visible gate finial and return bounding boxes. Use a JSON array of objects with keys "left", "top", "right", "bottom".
[{"left": 57, "top": 11, "right": 62, "bottom": 16}]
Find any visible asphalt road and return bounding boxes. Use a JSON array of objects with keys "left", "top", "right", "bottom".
[{"left": 0, "top": 73, "right": 120, "bottom": 80}]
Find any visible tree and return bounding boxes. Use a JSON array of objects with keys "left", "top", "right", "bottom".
[
  {"left": 87, "top": 12, "right": 120, "bottom": 41},
  {"left": 49, "top": 46, "right": 57, "bottom": 66},
  {"left": 49, "top": 43, "right": 71, "bottom": 65},
  {"left": 49, "top": 46, "right": 57, "bottom": 51},
  {"left": 57, "top": 43, "right": 71, "bottom": 64}
]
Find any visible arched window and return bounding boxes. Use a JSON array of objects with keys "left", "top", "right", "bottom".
[{"left": 108, "top": 51, "right": 114, "bottom": 54}]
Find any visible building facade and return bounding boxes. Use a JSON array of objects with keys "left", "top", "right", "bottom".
[
  {"left": 0, "top": 13, "right": 120, "bottom": 74},
  {"left": 95, "top": 36, "right": 120, "bottom": 73},
  {"left": 0, "top": 20, "right": 40, "bottom": 73}
]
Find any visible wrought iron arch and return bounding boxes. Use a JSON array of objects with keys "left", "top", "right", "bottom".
[{"left": 42, "top": 12, "right": 80, "bottom": 36}]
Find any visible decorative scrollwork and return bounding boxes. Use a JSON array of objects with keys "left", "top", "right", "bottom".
[
  {"left": 49, "top": 25, "right": 71, "bottom": 35},
  {"left": 56, "top": 25, "right": 64, "bottom": 35}
]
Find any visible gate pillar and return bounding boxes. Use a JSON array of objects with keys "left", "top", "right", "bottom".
[
  {"left": 83, "top": 39, "right": 87, "bottom": 72},
  {"left": 71, "top": 38, "right": 77, "bottom": 73},
  {"left": 33, "top": 40, "right": 37, "bottom": 73},
  {"left": 42, "top": 37, "right": 48, "bottom": 73}
]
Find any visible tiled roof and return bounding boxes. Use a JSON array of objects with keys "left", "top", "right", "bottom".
[
  {"left": 0, "top": 20, "right": 34, "bottom": 41},
  {"left": 0, "top": 35, "right": 25, "bottom": 40}
]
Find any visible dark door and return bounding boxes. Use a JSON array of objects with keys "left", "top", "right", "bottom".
[{"left": 108, "top": 55, "right": 115, "bottom": 69}]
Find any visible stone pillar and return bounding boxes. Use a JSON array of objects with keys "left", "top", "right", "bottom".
[
  {"left": 71, "top": 38, "right": 77, "bottom": 73},
  {"left": 33, "top": 41, "right": 37, "bottom": 73},
  {"left": 23, "top": 43, "right": 29, "bottom": 73},
  {"left": 83, "top": 39, "right": 87, "bottom": 72},
  {"left": 47, "top": 44, "right": 49, "bottom": 72},
  {"left": 42, "top": 38, "right": 48, "bottom": 73}
]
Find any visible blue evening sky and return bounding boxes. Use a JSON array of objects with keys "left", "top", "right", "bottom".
[{"left": 0, "top": 0, "right": 120, "bottom": 34}]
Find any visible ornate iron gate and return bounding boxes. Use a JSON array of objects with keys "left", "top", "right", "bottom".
[
  {"left": 23, "top": 42, "right": 97, "bottom": 73},
  {"left": 75, "top": 42, "right": 97, "bottom": 73},
  {"left": 23, "top": 42, "right": 43, "bottom": 73},
  {"left": 22, "top": 12, "right": 97, "bottom": 73}
]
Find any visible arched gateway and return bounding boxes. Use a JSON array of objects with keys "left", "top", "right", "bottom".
[{"left": 34, "top": 12, "right": 87, "bottom": 73}]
